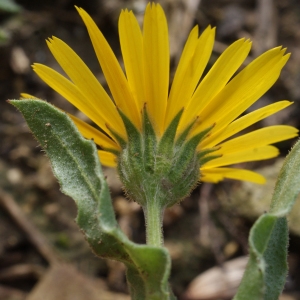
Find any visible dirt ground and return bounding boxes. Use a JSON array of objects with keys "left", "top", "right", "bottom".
[{"left": 1, "top": 0, "right": 300, "bottom": 299}]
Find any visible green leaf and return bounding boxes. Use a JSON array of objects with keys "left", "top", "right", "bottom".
[
  {"left": 0, "top": 0, "right": 21, "bottom": 13},
  {"left": 234, "top": 215, "right": 288, "bottom": 300},
  {"left": 235, "top": 139, "right": 300, "bottom": 300},
  {"left": 10, "top": 99, "right": 174, "bottom": 300},
  {"left": 270, "top": 140, "right": 300, "bottom": 216}
]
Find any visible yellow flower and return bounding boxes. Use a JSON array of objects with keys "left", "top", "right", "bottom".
[{"left": 30, "top": 3, "right": 297, "bottom": 185}]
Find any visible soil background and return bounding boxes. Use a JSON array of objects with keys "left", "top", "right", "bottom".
[{"left": 1, "top": 0, "right": 300, "bottom": 299}]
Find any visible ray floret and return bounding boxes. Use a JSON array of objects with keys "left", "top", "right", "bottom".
[{"left": 29, "top": 2, "right": 297, "bottom": 192}]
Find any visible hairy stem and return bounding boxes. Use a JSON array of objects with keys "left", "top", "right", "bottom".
[{"left": 144, "top": 200, "right": 164, "bottom": 247}]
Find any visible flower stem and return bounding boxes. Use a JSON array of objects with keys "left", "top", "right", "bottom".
[{"left": 144, "top": 200, "right": 164, "bottom": 247}]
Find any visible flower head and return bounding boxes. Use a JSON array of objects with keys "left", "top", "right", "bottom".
[{"left": 30, "top": 3, "right": 297, "bottom": 206}]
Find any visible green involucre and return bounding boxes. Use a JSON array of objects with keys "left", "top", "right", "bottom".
[{"left": 116, "top": 107, "right": 216, "bottom": 208}]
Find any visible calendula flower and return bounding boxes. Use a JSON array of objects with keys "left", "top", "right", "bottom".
[{"left": 28, "top": 3, "right": 297, "bottom": 207}]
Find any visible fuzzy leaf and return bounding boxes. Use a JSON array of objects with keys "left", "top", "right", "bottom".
[
  {"left": 10, "top": 99, "right": 173, "bottom": 300},
  {"left": 235, "top": 139, "right": 300, "bottom": 300},
  {"left": 0, "top": 0, "right": 21, "bottom": 13}
]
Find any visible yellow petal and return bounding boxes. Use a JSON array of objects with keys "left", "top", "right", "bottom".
[
  {"left": 44, "top": 38, "right": 127, "bottom": 138},
  {"left": 143, "top": 3, "right": 169, "bottom": 136},
  {"left": 213, "top": 125, "right": 298, "bottom": 154},
  {"left": 20, "top": 91, "right": 121, "bottom": 151},
  {"left": 119, "top": 9, "right": 145, "bottom": 114},
  {"left": 20, "top": 91, "right": 119, "bottom": 150},
  {"left": 200, "top": 172, "right": 223, "bottom": 183},
  {"left": 33, "top": 63, "right": 124, "bottom": 140},
  {"left": 201, "top": 100, "right": 293, "bottom": 148},
  {"left": 192, "top": 47, "right": 289, "bottom": 137},
  {"left": 68, "top": 113, "right": 120, "bottom": 152},
  {"left": 98, "top": 150, "right": 117, "bottom": 167},
  {"left": 202, "top": 145, "right": 279, "bottom": 169},
  {"left": 165, "top": 26, "right": 215, "bottom": 129},
  {"left": 20, "top": 93, "right": 39, "bottom": 99},
  {"left": 33, "top": 64, "right": 102, "bottom": 125},
  {"left": 201, "top": 167, "right": 266, "bottom": 184},
  {"left": 180, "top": 38, "right": 252, "bottom": 130},
  {"left": 76, "top": 7, "right": 141, "bottom": 129}
]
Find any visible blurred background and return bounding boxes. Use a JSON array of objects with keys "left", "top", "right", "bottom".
[{"left": 1, "top": 0, "right": 300, "bottom": 299}]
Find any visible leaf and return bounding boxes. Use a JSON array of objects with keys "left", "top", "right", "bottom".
[
  {"left": 235, "top": 139, "right": 300, "bottom": 300},
  {"left": 10, "top": 99, "right": 173, "bottom": 300},
  {"left": 270, "top": 140, "right": 300, "bottom": 216},
  {"left": 0, "top": 0, "right": 21, "bottom": 13}
]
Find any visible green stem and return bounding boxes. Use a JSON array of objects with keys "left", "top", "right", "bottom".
[{"left": 144, "top": 200, "right": 164, "bottom": 247}]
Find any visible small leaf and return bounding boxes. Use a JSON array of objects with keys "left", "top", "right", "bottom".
[
  {"left": 270, "top": 139, "right": 300, "bottom": 216},
  {"left": 234, "top": 215, "right": 288, "bottom": 300},
  {"left": 10, "top": 99, "right": 173, "bottom": 300},
  {"left": 235, "top": 139, "right": 300, "bottom": 300},
  {"left": 0, "top": 0, "right": 21, "bottom": 13}
]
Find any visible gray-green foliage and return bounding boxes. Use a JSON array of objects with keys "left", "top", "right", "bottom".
[
  {"left": 0, "top": 0, "right": 21, "bottom": 45},
  {"left": 235, "top": 139, "right": 300, "bottom": 300},
  {"left": 10, "top": 99, "right": 173, "bottom": 300},
  {"left": 0, "top": 0, "right": 21, "bottom": 13}
]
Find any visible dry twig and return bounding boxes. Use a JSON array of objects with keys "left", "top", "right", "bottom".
[{"left": 0, "top": 189, "right": 61, "bottom": 265}]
